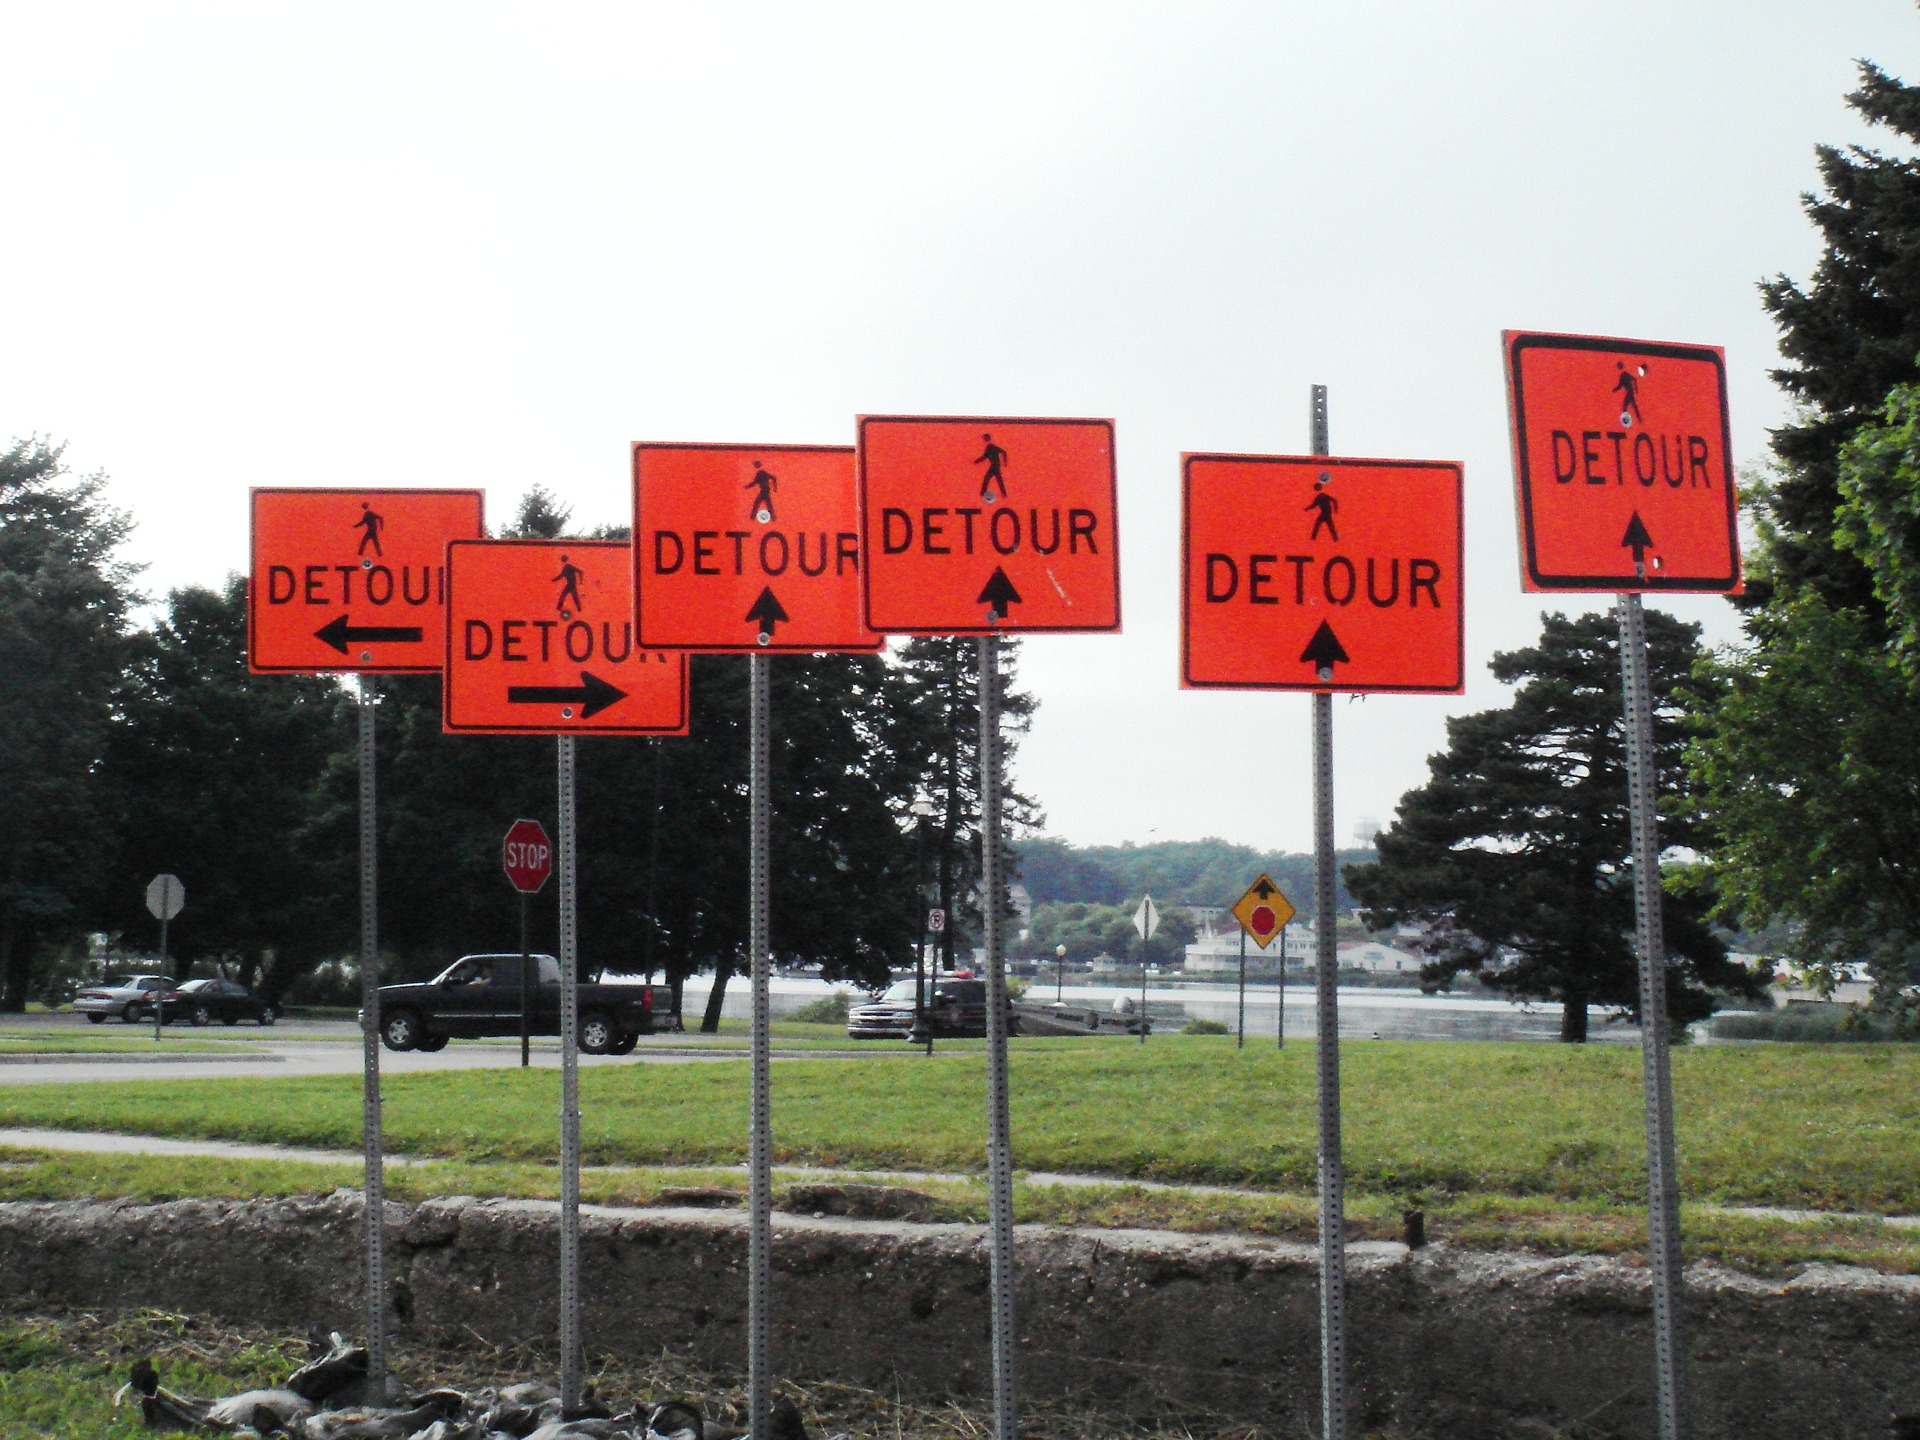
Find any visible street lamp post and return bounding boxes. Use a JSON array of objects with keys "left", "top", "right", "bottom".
[{"left": 1055, "top": 944, "right": 1067, "bottom": 1002}]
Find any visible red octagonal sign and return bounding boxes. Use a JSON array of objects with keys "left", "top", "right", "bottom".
[{"left": 502, "top": 819, "right": 553, "bottom": 895}]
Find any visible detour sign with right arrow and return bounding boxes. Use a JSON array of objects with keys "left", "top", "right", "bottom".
[
  {"left": 1182, "top": 453, "right": 1463, "bottom": 694},
  {"left": 1504, "top": 330, "right": 1741, "bottom": 593},
  {"left": 443, "top": 539, "right": 687, "bottom": 736}
]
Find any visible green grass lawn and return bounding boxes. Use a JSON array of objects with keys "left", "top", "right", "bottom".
[{"left": 14, "top": 1039, "right": 1920, "bottom": 1213}]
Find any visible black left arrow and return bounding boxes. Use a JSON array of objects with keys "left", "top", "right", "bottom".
[
  {"left": 1621, "top": 511, "right": 1655, "bottom": 568},
  {"left": 978, "top": 567, "right": 1023, "bottom": 621},
  {"left": 1300, "top": 620, "right": 1350, "bottom": 676},
  {"left": 745, "top": 586, "right": 789, "bottom": 644},
  {"left": 315, "top": 614, "right": 423, "bottom": 654},
  {"left": 506, "top": 671, "right": 628, "bottom": 720}
]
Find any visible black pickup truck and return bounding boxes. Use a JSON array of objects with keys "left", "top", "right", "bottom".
[{"left": 373, "top": 954, "right": 678, "bottom": 1055}]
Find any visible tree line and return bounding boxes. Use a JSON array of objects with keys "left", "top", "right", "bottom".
[{"left": 0, "top": 474, "right": 1034, "bottom": 1018}]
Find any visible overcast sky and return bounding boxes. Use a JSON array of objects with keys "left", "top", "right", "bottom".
[{"left": 4, "top": 3, "right": 1913, "bottom": 853}]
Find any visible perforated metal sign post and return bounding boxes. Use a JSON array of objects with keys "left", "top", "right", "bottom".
[
  {"left": 1504, "top": 330, "right": 1738, "bottom": 595},
  {"left": 248, "top": 488, "right": 483, "bottom": 1388},
  {"left": 249, "top": 488, "right": 485, "bottom": 673},
  {"left": 444, "top": 540, "right": 688, "bottom": 736},
  {"left": 1505, "top": 329, "right": 1740, "bottom": 1440},
  {"left": 632, "top": 443, "right": 882, "bottom": 654},
  {"left": 857, "top": 415, "right": 1120, "bottom": 635},
  {"left": 1182, "top": 455, "right": 1464, "bottom": 694}
]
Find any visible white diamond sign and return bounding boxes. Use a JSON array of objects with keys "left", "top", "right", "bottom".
[{"left": 1132, "top": 894, "right": 1160, "bottom": 941}]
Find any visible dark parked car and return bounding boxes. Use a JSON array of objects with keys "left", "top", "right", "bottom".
[
  {"left": 157, "top": 978, "right": 277, "bottom": 1027},
  {"left": 372, "top": 954, "right": 678, "bottom": 1054},
  {"left": 846, "top": 976, "right": 1011, "bottom": 1039}
]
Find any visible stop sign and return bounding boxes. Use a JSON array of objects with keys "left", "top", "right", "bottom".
[{"left": 502, "top": 819, "right": 553, "bottom": 894}]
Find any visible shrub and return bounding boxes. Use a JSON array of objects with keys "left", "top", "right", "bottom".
[
  {"left": 787, "top": 991, "right": 854, "bottom": 1025},
  {"left": 1709, "top": 1006, "right": 1918, "bottom": 1043},
  {"left": 1183, "top": 1018, "right": 1231, "bottom": 1035}
]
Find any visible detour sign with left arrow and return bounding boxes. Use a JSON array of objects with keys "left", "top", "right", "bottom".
[
  {"left": 1504, "top": 330, "right": 1740, "bottom": 593},
  {"left": 250, "top": 488, "right": 485, "bottom": 673},
  {"left": 1182, "top": 454, "right": 1464, "bottom": 694},
  {"left": 443, "top": 540, "right": 687, "bottom": 736}
]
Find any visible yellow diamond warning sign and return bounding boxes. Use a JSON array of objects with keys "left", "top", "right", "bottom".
[{"left": 1231, "top": 874, "right": 1296, "bottom": 951}]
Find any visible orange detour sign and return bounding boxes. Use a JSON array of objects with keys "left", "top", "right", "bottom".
[
  {"left": 1182, "top": 454, "right": 1464, "bottom": 694},
  {"left": 857, "top": 416, "right": 1120, "bottom": 634},
  {"left": 443, "top": 540, "right": 688, "bottom": 736},
  {"left": 250, "top": 488, "right": 485, "bottom": 673},
  {"left": 632, "top": 443, "right": 881, "bottom": 653},
  {"left": 1232, "top": 874, "right": 1296, "bottom": 951},
  {"left": 1504, "top": 330, "right": 1740, "bottom": 593}
]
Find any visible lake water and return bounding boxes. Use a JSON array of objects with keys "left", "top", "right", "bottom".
[{"left": 671, "top": 975, "right": 1644, "bottom": 1044}]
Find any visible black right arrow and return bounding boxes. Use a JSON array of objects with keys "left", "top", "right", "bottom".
[
  {"left": 978, "top": 567, "right": 1023, "bottom": 621},
  {"left": 315, "top": 614, "right": 423, "bottom": 654},
  {"left": 745, "top": 586, "right": 789, "bottom": 644},
  {"left": 506, "top": 670, "right": 628, "bottom": 719},
  {"left": 1300, "top": 620, "right": 1350, "bottom": 676},
  {"left": 1621, "top": 511, "right": 1655, "bottom": 568}
]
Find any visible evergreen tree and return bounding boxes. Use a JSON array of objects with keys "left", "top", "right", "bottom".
[
  {"left": 0, "top": 439, "right": 139, "bottom": 1009},
  {"left": 890, "top": 637, "right": 1039, "bottom": 969},
  {"left": 1690, "top": 56, "right": 1920, "bottom": 1001},
  {"left": 99, "top": 577, "right": 349, "bottom": 993},
  {"left": 1347, "top": 611, "right": 1761, "bottom": 1042},
  {"left": 1757, "top": 60, "right": 1920, "bottom": 617}
]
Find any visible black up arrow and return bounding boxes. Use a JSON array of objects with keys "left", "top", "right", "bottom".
[
  {"left": 1300, "top": 620, "right": 1350, "bottom": 677},
  {"left": 1250, "top": 876, "right": 1278, "bottom": 900},
  {"left": 978, "top": 567, "right": 1023, "bottom": 621},
  {"left": 745, "top": 587, "right": 789, "bottom": 644},
  {"left": 315, "top": 614, "right": 423, "bottom": 654},
  {"left": 1621, "top": 511, "right": 1655, "bottom": 569},
  {"left": 506, "top": 671, "right": 628, "bottom": 720}
]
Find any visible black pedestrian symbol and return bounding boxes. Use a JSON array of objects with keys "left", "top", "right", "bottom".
[
  {"left": 353, "top": 502, "right": 385, "bottom": 557},
  {"left": 553, "top": 555, "right": 585, "bottom": 617},
  {"left": 746, "top": 462, "right": 778, "bottom": 524},
  {"left": 976, "top": 433, "right": 1009, "bottom": 503},
  {"left": 1614, "top": 362, "right": 1646, "bottom": 428},
  {"left": 1305, "top": 472, "right": 1339, "bottom": 543}
]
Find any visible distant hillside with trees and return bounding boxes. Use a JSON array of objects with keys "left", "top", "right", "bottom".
[{"left": 1013, "top": 836, "right": 1370, "bottom": 917}]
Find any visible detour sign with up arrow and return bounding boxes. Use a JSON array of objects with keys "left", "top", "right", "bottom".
[
  {"left": 443, "top": 540, "right": 688, "bottom": 735},
  {"left": 858, "top": 415, "right": 1120, "bottom": 634},
  {"left": 632, "top": 443, "right": 881, "bottom": 653},
  {"left": 250, "top": 488, "right": 485, "bottom": 673},
  {"left": 1182, "top": 453, "right": 1463, "bottom": 694},
  {"left": 1505, "top": 330, "right": 1740, "bottom": 593}
]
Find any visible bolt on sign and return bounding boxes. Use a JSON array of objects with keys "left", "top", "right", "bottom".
[
  {"left": 857, "top": 416, "right": 1121, "bottom": 634},
  {"left": 1231, "top": 874, "right": 1296, "bottom": 950},
  {"left": 443, "top": 539, "right": 688, "bottom": 735},
  {"left": 250, "top": 489, "right": 486, "bottom": 673},
  {"left": 1504, "top": 330, "right": 1740, "bottom": 593},
  {"left": 631, "top": 443, "right": 882, "bottom": 652},
  {"left": 1182, "top": 454, "right": 1464, "bottom": 693}
]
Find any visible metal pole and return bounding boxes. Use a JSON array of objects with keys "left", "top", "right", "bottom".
[
  {"left": 1310, "top": 382, "right": 1347, "bottom": 1440},
  {"left": 747, "top": 653, "right": 774, "bottom": 1440},
  {"left": 356, "top": 673, "right": 387, "bottom": 1390},
  {"left": 1139, "top": 946, "right": 1148, "bottom": 1044},
  {"left": 978, "top": 634, "right": 1018, "bottom": 1440},
  {"left": 154, "top": 913, "right": 168, "bottom": 1042},
  {"left": 520, "top": 891, "right": 532, "bottom": 1069},
  {"left": 557, "top": 735, "right": 582, "bottom": 1408},
  {"left": 1237, "top": 927, "right": 1246, "bottom": 1049},
  {"left": 1278, "top": 924, "right": 1287, "bottom": 1049},
  {"left": 1616, "top": 592, "right": 1689, "bottom": 1440}
]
